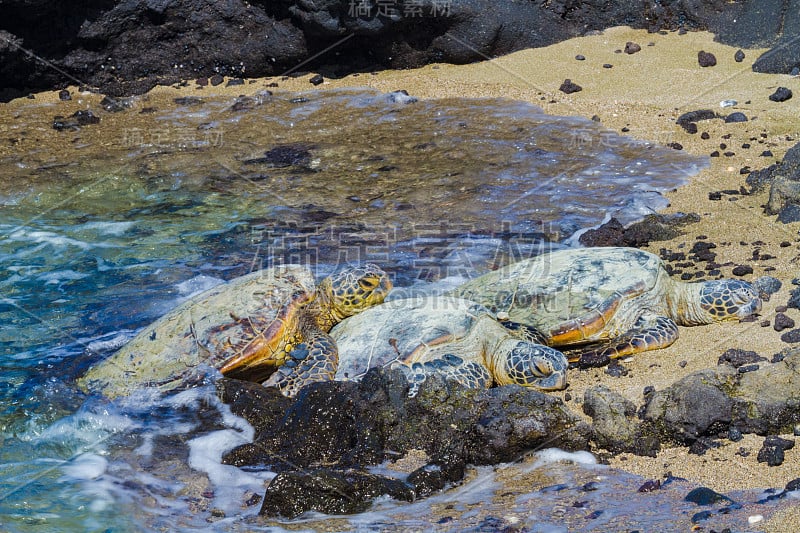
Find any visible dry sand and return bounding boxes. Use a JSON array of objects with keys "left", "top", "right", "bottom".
[{"left": 6, "top": 25, "right": 800, "bottom": 530}]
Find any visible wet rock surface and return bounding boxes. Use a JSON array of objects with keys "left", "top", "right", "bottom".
[
  {"left": 219, "top": 368, "right": 590, "bottom": 514},
  {"left": 1, "top": 1, "right": 798, "bottom": 99},
  {"left": 578, "top": 213, "right": 699, "bottom": 248}
]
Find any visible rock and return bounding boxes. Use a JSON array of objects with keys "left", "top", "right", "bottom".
[
  {"left": 100, "top": 96, "right": 130, "bottom": 112},
  {"left": 732, "top": 265, "right": 753, "bottom": 276},
  {"left": 624, "top": 42, "right": 641, "bottom": 54},
  {"left": 575, "top": 54, "right": 586, "bottom": 60},
  {"left": 747, "top": 142, "right": 800, "bottom": 193},
  {"left": 676, "top": 109, "right": 718, "bottom": 132},
  {"left": 774, "top": 313, "right": 796, "bottom": 332},
  {"left": 638, "top": 479, "right": 661, "bottom": 492},
  {"left": 243, "top": 144, "right": 313, "bottom": 168},
  {"left": 407, "top": 452, "right": 466, "bottom": 497},
  {"left": 734, "top": 49, "right": 745, "bottom": 62},
  {"left": 754, "top": 36, "right": 800, "bottom": 74},
  {"left": 578, "top": 214, "right": 698, "bottom": 248},
  {"left": 787, "top": 478, "right": 800, "bottom": 492},
  {"left": 259, "top": 468, "right": 415, "bottom": 518},
  {"left": 769, "top": 87, "right": 793, "bottom": 102},
  {"left": 717, "top": 349, "right": 766, "bottom": 368},
  {"left": 223, "top": 367, "right": 590, "bottom": 477},
  {"left": 559, "top": 79, "right": 582, "bottom": 94},
  {"left": 215, "top": 378, "right": 293, "bottom": 435},
  {"left": 583, "top": 385, "right": 660, "bottom": 456},
  {"left": 689, "top": 437, "right": 721, "bottom": 455},
  {"left": 757, "top": 435, "right": 795, "bottom": 466},
  {"left": 309, "top": 74, "right": 324, "bottom": 86},
  {"left": 777, "top": 203, "right": 800, "bottom": 223},
  {"left": 58, "top": 89, "right": 71, "bottom": 101},
  {"left": 724, "top": 112, "right": 748, "bottom": 123},
  {"left": 697, "top": 51, "right": 717, "bottom": 67},
  {"left": 644, "top": 368, "right": 736, "bottom": 443},
  {"left": 685, "top": 486, "right": 734, "bottom": 506},
  {"left": 789, "top": 287, "right": 800, "bottom": 310},
  {"left": 780, "top": 329, "right": 800, "bottom": 343}
]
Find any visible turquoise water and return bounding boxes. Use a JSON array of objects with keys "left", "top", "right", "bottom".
[{"left": 0, "top": 89, "right": 731, "bottom": 531}]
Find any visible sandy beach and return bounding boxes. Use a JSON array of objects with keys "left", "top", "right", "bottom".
[{"left": 5, "top": 25, "right": 800, "bottom": 530}]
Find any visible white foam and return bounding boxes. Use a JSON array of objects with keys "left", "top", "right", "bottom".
[
  {"left": 529, "top": 448, "right": 598, "bottom": 469},
  {"left": 37, "top": 269, "right": 90, "bottom": 284},
  {"left": 61, "top": 453, "right": 108, "bottom": 481}
]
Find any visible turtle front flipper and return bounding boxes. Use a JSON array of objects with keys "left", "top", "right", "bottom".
[
  {"left": 568, "top": 314, "right": 679, "bottom": 368},
  {"left": 392, "top": 354, "right": 493, "bottom": 397},
  {"left": 262, "top": 331, "right": 339, "bottom": 397}
]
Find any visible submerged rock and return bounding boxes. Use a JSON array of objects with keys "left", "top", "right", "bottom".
[{"left": 260, "top": 468, "right": 415, "bottom": 518}]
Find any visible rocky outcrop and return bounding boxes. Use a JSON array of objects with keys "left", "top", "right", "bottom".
[
  {"left": 1, "top": 0, "right": 796, "bottom": 100},
  {"left": 746, "top": 142, "right": 800, "bottom": 223}
]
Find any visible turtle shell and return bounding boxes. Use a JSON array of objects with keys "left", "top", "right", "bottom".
[
  {"left": 452, "top": 247, "right": 666, "bottom": 344},
  {"left": 78, "top": 265, "right": 316, "bottom": 399},
  {"left": 330, "top": 296, "right": 492, "bottom": 381}
]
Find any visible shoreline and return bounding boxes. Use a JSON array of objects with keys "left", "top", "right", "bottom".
[{"left": 4, "top": 25, "right": 800, "bottom": 529}]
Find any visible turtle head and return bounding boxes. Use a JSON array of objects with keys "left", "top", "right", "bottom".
[
  {"left": 688, "top": 279, "right": 761, "bottom": 325},
  {"left": 321, "top": 263, "right": 392, "bottom": 323},
  {"left": 493, "top": 339, "right": 568, "bottom": 391}
]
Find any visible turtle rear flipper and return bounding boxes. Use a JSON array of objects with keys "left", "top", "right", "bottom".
[
  {"left": 568, "top": 314, "right": 679, "bottom": 368},
  {"left": 262, "top": 332, "right": 339, "bottom": 396}
]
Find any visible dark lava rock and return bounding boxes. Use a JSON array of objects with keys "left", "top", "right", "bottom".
[
  {"left": 685, "top": 486, "right": 734, "bottom": 506},
  {"left": 58, "top": 89, "right": 71, "bottom": 101},
  {"left": 724, "top": 112, "right": 748, "bottom": 123},
  {"left": 774, "top": 313, "right": 796, "bottom": 332},
  {"left": 731, "top": 265, "right": 753, "bottom": 276},
  {"left": 559, "top": 79, "right": 582, "bottom": 94},
  {"left": 757, "top": 435, "right": 795, "bottom": 466},
  {"left": 260, "top": 468, "right": 415, "bottom": 518},
  {"left": 668, "top": 142, "right": 683, "bottom": 150},
  {"left": 787, "top": 478, "right": 800, "bottom": 492},
  {"left": 226, "top": 78, "right": 245, "bottom": 87},
  {"left": 52, "top": 109, "right": 101, "bottom": 131},
  {"left": 717, "top": 349, "right": 766, "bottom": 368},
  {"left": 688, "top": 437, "right": 721, "bottom": 455},
  {"left": 100, "top": 95, "right": 130, "bottom": 112},
  {"left": 789, "top": 287, "right": 800, "bottom": 310},
  {"left": 638, "top": 479, "right": 661, "bottom": 492},
  {"left": 676, "top": 109, "right": 718, "bottom": 132},
  {"left": 578, "top": 214, "right": 698, "bottom": 248},
  {"left": 728, "top": 427, "right": 744, "bottom": 442},
  {"left": 173, "top": 96, "right": 203, "bottom": 106},
  {"left": 777, "top": 203, "right": 800, "bottom": 223},
  {"left": 407, "top": 452, "right": 466, "bottom": 498},
  {"left": 309, "top": 74, "right": 324, "bottom": 86},
  {"left": 648, "top": 349, "right": 800, "bottom": 438},
  {"left": 780, "top": 329, "right": 800, "bottom": 343},
  {"left": 243, "top": 144, "right": 313, "bottom": 168},
  {"left": 583, "top": 385, "right": 660, "bottom": 456},
  {"left": 768, "top": 87, "right": 793, "bottom": 102},
  {"left": 624, "top": 42, "right": 641, "bottom": 54},
  {"left": 575, "top": 54, "right": 586, "bottom": 61},
  {"left": 210, "top": 74, "right": 224, "bottom": 86},
  {"left": 216, "top": 378, "right": 292, "bottom": 435},
  {"left": 224, "top": 367, "right": 589, "bottom": 476},
  {"left": 697, "top": 51, "right": 717, "bottom": 67},
  {"left": 734, "top": 49, "right": 745, "bottom": 62}
]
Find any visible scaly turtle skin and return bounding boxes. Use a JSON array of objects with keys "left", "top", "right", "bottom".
[
  {"left": 451, "top": 247, "right": 761, "bottom": 367},
  {"left": 328, "top": 296, "right": 568, "bottom": 395},
  {"left": 77, "top": 264, "right": 391, "bottom": 399}
]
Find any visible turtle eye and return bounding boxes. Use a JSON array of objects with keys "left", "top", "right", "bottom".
[{"left": 358, "top": 277, "right": 379, "bottom": 290}]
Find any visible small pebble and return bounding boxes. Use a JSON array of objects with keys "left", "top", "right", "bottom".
[
  {"left": 309, "top": 74, "right": 324, "bottom": 85},
  {"left": 678, "top": 360, "right": 687, "bottom": 368},
  {"left": 575, "top": 54, "right": 586, "bottom": 60},
  {"left": 773, "top": 313, "right": 795, "bottom": 332},
  {"left": 720, "top": 99, "right": 737, "bottom": 108},
  {"left": 769, "top": 87, "right": 792, "bottom": 102},
  {"left": 668, "top": 142, "right": 683, "bottom": 150},
  {"left": 732, "top": 265, "right": 753, "bottom": 276},
  {"left": 724, "top": 112, "right": 748, "bottom": 123},
  {"left": 624, "top": 42, "right": 641, "bottom": 54},
  {"left": 728, "top": 427, "right": 743, "bottom": 442},
  {"left": 734, "top": 49, "right": 745, "bottom": 62},
  {"left": 58, "top": 89, "right": 71, "bottom": 101},
  {"left": 698, "top": 51, "right": 717, "bottom": 67},
  {"left": 602, "top": 63, "right": 613, "bottom": 69},
  {"left": 210, "top": 74, "right": 224, "bottom": 86},
  {"left": 685, "top": 487, "right": 733, "bottom": 505},
  {"left": 559, "top": 79, "right": 582, "bottom": 94},
  {"left": 748, "top": 515, "right": 764, "bottom": 524},
  {"left": 638, "top": 479, "right": 661, "bottom": 492},
  {"left": 700, "top": 132, "right": 710, "bottom": 140}
]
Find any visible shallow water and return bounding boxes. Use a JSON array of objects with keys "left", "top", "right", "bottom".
[{"left": 0, "top": 88, "right": 751, "bottom": 531}]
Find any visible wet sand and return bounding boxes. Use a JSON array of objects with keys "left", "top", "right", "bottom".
[{"left": 7, "top": 25, "right": 800, "bottom": 530}]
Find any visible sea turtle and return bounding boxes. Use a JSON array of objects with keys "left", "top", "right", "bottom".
[
  {"left": 77, "top": 264, "right": 392, "bottom": 399},
  {"left": 326, "top": 296, "right": 568, "bottom": 396},
  {"left": 450, "top": 247, "right": 761, "bottom": 366}
]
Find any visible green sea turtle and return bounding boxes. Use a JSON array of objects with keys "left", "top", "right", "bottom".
[
  {"left": 451, "top": 247, "right": 761, "bottom": 366},
  {"left": 77, "top": 264, "right": 392, "bottom": 399},
  {"left": 327, "top": 296, "right": 568, "bottom": 395}
]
